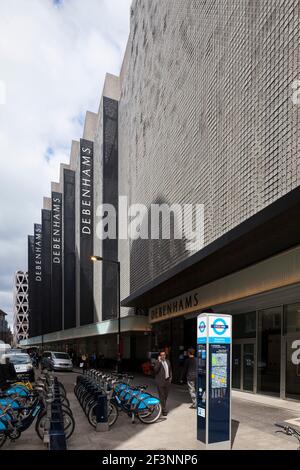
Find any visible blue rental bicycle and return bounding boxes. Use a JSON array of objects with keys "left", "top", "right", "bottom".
[
  {"left": 0, "top": 371, "right": 75, "bottom": 448},
  {"left": 79, "top": 371, "right": 162, "bottom": 429}
]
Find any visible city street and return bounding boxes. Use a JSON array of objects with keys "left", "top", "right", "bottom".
[{"left": 3, "top": 371, "right": 300, "bottom": 451}]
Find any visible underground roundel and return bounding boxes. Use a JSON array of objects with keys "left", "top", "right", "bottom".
[
  {"left": 199, "top": 321, "right": 206, "bottom": 334},
  {"left": 211, "top": 318, "right": 229, "bottom": 336}
]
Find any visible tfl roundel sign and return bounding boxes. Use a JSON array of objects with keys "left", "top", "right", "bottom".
[
  {"left": 197, "top": 317, "right": 207, "bottom": 344},
  {"left": 211, "top": 318, "right": 229, "bottom": 336},
  {"left": 199, "top": 321, "right": 206, "bottom": 333},
  {"left": 208, "top": 315, "right": 231, "bottom": 344}
]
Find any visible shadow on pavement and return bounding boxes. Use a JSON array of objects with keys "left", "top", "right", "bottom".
[{"left": 231, "top": 419, "right": 240, "bottom": 447}]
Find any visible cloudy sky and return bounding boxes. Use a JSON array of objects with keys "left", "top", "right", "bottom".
[{"left": 0, "top": 0, "right": 131, "bottom": 327}]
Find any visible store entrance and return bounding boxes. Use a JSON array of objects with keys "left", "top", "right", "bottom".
[
  {"left": 257, "top": 307, "right": 282, "bottom": 396},
  {"left": 232, "top": 340, "right": 255, "bottom": 392}
]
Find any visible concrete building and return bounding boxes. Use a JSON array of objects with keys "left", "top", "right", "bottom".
[
  {"left": 24, "top": 74, "right": 150, "bottom": 369},
  {"left": 23, "top": 0, "right": 300, "bottom": 400},
  {"left": 13, "top": 271, "right": 29, "bottom": 344}
]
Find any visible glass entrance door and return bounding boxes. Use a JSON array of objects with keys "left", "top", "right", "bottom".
[
  {"left": 257, "top": 307, "right": 282, "bottom": 396},
  {"left": 232, "top": 344, "right": 241, "bottom": 389},
  {"left": 243, "top": 343, "right": 255, "bottom": 391},
  {"left": 232, "top": 340, "right": 255, "bottom": 392}
]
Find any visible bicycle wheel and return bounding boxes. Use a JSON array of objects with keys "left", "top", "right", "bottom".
[
  {"left": 82, "top": 393, "right": 92, "bottom": 412},
  {"left": 61, "top": 409, "right": 75, "bottom": 439},
  {"left": 61, "top": 402, "right": 73, "bottom": 415},
  {"left": 84, "top": 396, "right": 95, "bottom": 416},
  {"left": 51, "top": 394, "right": 70, "bottom": 408},
  {"left": 35, "top": 411, "right": 50, "bottom": 441},
  {"left": 0, "top": 432, "right": 7, "bottom": 449},
  {"left": 137, "top": 403, "right": 162, "bottom": 424},
  {"left": 57, "top": 382, "right": 67, "bottom": 398},
  {"left": 59, "top": 395, "right": 70, "bottom": 407},
  {"left": 36, "top": 409, "right": 75, "bottom": 440},
  {"left": 88, "top": 401, "right": 119, "bottom": 428}
]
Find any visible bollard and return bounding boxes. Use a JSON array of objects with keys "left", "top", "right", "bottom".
[
  {"left": 49, "top": 378, "right": 68, "bottom": 450},
  {"left": 96, "top": 393, "right": 109, "bottom": 432}
]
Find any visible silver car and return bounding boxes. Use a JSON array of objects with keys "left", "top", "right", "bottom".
[{"left": 41, "top": 351, "right": 73, "bottom": 371}]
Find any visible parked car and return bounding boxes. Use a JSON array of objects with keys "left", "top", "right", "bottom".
[
  {"left": 2, "top": 353, "right": 35, "bottom": 382},
  {"left": 41, "top": 351, "right": 73, "bottom": 372}
]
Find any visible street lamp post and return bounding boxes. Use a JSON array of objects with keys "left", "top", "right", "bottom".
[{"left": 91, "top": 256, "right": 121, "bottom": 373}]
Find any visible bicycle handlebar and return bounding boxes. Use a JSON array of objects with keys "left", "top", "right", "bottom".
[{"left": 275, "top": 423, "right": 300, "bottom": 438}]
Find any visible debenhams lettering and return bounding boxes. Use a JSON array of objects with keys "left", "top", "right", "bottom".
[
  {"left": 81, "top": 146, "right": 93, "bottom": 235},
  {"left": 34, "top": 227, "right": 42, "bottom": 282},
  {"left": 52, "top": 196, "right": 62, "bottom": 264},
  {"left": 150, "top": 292, "right": 200, "bottom": 322}
]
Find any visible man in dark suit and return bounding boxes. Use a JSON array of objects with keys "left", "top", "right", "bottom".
[
  {"left": 181, "top": 348, "right": 197, "bottom": 408},
  {"left": 154, "top": 350, "right": 172, "bottom": 417}
]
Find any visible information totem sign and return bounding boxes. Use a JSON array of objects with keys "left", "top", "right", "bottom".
[{"left": 197, "top": 313, "right": 232, "bottom": 449}]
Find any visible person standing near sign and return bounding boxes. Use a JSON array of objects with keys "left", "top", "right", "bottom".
[
  {"left": 154, "top": 350, "right": 172, "bottom": 417},
  {"left": 181, "top": 348, "right": 197, "bottom": 409}
]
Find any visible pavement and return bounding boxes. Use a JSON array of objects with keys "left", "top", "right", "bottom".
[{"left": 2, "top": 370, "right": 300, "bottom": 451}]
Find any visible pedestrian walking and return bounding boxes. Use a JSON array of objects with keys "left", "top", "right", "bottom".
[
  {"left": 154, "top": 350, "right": 172, "bottom": 417},
  {"left": 91, "top": 352, "right": 97, "bottom": 368},
  {"left": 81, "top": 353, "right": 88, "bottom": 374},
  {"left": 181, "top": 348, "right": 197, "bottom": 409}
]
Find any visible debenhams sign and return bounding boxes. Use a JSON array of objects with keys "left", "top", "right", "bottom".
[{"left": 149, "top": 288, "right": 203, "bottom": 324}]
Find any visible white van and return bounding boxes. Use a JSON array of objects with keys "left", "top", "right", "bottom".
[{"left": 0, "top": 343, "right": 11, "bottom": 362}]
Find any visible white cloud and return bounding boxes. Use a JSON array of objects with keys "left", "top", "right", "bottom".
[{"left": 0, "top": 0, "right": 132, "bottom": 327}]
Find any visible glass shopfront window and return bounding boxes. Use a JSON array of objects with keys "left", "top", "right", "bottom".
[
  {"left": 285, "top": 303, "right": 300, "bottom": 400},
  {"left": 233, "top": 312, "right": 256, "bottom": 339},
  {"left": 232, "top": 312, "right": 256, "bottom": 393}
]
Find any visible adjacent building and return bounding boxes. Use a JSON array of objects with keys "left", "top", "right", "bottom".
[
  {"left": 0, "top": 310, "right": 12, "bottom": 345},
  {"left": 22, "top": 1, "right": 300, "bottom": 400},
  {"left": 13, "top": 271, "right": 29, "bottom": 344},
  {"left": 24, "top": 75, "right": 150, "bottom": 368}
]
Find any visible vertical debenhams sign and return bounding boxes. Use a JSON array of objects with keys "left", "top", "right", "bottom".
[
  {"left": 34, "top": 224, "right": 42, "bottom": 282},
  {"left": 52, "top": 193, "right": 62, "bottom": 264},
  {"left": 34, "top": 224, "right": 43, "bottom": 336},
  {"left": 51, "top": 192, "right": 63, "bottom": 332},
  {"left": 80, "top": 141, "right": 93, "bottom": 236},
  {"left": 80, "top": 139, "right": 94, "bottom": 326}
]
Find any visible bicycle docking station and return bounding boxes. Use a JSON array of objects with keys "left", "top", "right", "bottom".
[
  {"left": 75, "top": 374, "right": 109, "bottom": 432},
  {"left": 0, "top": 370, "right": 74, "bottom": 450},
  {"left": 197, "top": 313, "right": 232, "bottom": 450},
  {"left": 96, "top": 393, "right": 109, "bottom": 432},
  {"left": 74, "top": 369, "right": 162, "bottom": 431}
]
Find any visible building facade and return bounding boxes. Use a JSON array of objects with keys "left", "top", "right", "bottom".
[
  {"left": 24, "top": 75, "right": 150, "bottom": 369},
  {"left": 23, "top": 1, "right": 300, "bottom": 399},
  {"left": 0, "top": 310, "right": 12, "bottom": 345},
  {"left": 13, "top": 271, "right": 29, "bottom": 344},
  {"left": 120, "top": 0, "right": 300, "bottom": 396}
]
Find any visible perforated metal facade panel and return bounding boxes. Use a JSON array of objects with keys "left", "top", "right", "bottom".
[{"left": 119, "top": 0, "right": 300, "bottom": 298}]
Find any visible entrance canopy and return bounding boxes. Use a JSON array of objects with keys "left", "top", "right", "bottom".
[{"left": 122, "top": 186, "right": 300, "bottom": 309}]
